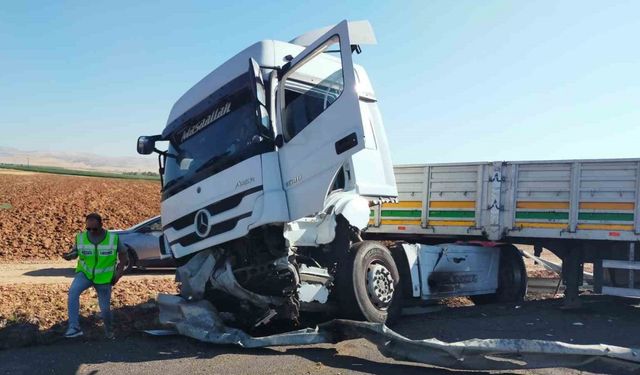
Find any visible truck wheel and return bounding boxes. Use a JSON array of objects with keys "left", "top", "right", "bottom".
[
  {"left": 470, "top": 245, "right": 527, "bottom": 305},
  {"left": 336, "top": 241, "right": 402, "bottom": 324}
]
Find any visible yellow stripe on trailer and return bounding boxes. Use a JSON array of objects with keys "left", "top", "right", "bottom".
[
  {"left": 382, "top": 201, "right": 422, "bottom": 209},
  {"left": 579, "top": 202, "right": 635, "bottom": 210},
  {"left": 577, "top": 224, "right": 634, "bottom": 231},
  {"left": 428, "top": 220, "right": 475, "bottom": 227},
  {"left": 516, "top": 201, "right": 569, "bottom": 209},
  {"left": 516, "top": 222, "right": 568, "bottom": 229},
  {"left": 380, "top": 219, "right": 421, "bottom": 225},
  {"left": 429, "top": 201, "right": 475, "bottom": 209}
]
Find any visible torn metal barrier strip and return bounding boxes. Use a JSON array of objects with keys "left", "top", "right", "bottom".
[
  {"left": 151, "top": 294, "right": 640, "bottom": 371},
  {"left": 156, "top": 294, "right": 331, "bottom": 347},
  {"left": 520, "top": 249, "right": 594, "bottom": 282},
  {"left": 327, "top": 320, "right": 640, "bottom": 371}
]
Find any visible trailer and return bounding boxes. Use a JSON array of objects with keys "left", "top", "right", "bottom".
[{"left": 365, "top": 159, "right": 640, "bottom": 305}]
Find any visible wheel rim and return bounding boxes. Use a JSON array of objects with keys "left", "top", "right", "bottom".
[{"left": 365, "top": 262, "right": 395, "bottom": 309}]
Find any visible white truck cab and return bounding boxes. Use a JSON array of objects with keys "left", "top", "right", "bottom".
[
  {"left": 138, "top": 21, "right": 403, "bottom": 327},
  {"left": 142, "top": 21, "right": 397, "bottom": 259}
]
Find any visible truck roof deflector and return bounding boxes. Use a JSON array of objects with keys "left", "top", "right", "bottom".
[{"left": 289, "top": 20, "right": 377, "bottom": 47}]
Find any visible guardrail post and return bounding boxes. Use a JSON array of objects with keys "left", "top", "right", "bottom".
[
  {"left": 593, "top": 255, "right": 603, "bottom": 294},
  {"left": 562, "top": 246, "right": 584, "bottom": 309}
]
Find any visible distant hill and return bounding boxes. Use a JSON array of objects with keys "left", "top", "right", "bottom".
[{"left": 0, "top": 146, "right": 157, "bottom": 173}]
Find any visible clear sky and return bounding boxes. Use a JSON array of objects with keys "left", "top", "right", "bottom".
[{"left": 1, "top": 1, "right": 639, "bottom": 165}]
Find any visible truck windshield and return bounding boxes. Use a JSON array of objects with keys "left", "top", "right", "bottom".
[{"left": 162, "top": 73, "right": 273, "bottom": 199}]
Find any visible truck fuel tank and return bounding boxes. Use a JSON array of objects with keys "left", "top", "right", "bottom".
[{"left": 401, "top": 243, "right": 500, "bottom": 299}]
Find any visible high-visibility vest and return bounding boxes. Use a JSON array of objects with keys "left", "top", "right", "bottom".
[{"left": 75, "top": 230, "right": 119, "bottom": 284}]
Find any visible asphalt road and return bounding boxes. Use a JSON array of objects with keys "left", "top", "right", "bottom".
[
  {"left": 1, "top": 294, "right": 639, "bottom": 375},
  {"left": 0, "top": 334, "right": 592, "bottom": 375}
]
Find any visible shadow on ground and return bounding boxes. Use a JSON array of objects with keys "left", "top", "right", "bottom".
[
  {"left": 22, "top": 267, "right": 175, "bottom": 278},
  {"left": 23, "top": 267, "right": 75, "bottom": 278}
]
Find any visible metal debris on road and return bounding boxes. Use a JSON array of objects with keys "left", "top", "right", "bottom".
[{"left": 148, "top": 294, "right": 640, "bottom": 371}]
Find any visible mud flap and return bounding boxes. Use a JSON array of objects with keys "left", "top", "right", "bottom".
[{"left": 151, "top": 294, "right": 640, "bottom": 371}]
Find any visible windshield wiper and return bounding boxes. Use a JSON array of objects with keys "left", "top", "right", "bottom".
[{"left": 195, "top": 151, "right": 232, "bottom": 174}]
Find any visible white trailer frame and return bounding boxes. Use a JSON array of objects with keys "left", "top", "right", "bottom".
[
  {"left": 367, "top": 158, "right": 640, "bottom": 242},
  {"left": 366, "top": 158, "right": 640, "bottom": 300}
]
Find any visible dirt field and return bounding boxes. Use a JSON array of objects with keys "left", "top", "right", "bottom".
[
  {"left": 0, "top": 278, "right": 178, "bottom": 348},
  {"left": 0, "top": 171, "right": 168, "bottom": 346},
  {"left": 0, "top": 172, "right": 159, "bottom": 261}
]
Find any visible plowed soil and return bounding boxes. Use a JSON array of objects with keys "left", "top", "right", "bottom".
[
  {"left": 0, "top": 172, "right": 160, "bottom": 261},
  {"left": 0, "top": 279, "right": 179, "bottom": 348}
]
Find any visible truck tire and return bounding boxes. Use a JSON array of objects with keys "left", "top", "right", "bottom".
[
  {"left": 336, "top": 241, "right": 402, "bottom": 324},
  {"left": 470, "top": 244, "right": 527, "bottom": 305}
]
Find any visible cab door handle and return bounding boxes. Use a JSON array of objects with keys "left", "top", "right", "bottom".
[{"left": 335, "top": 132, "right": 358, "bottom": 155}]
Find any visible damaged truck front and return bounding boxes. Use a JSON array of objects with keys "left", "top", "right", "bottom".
[{"left": 137, "top": 21, "right": 402, "bottom": 329}]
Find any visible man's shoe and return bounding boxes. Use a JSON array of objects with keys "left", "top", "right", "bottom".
[{"left": 64, "top": 326, "right": 83, "bottom": 338}]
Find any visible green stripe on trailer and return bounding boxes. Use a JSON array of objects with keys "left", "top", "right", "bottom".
[
  {"left": 578, "top": 212, "right": 634, "bottom": 222},
  {"left": 515, "top": 212, "right": 569, "bottom": 220},
  {"left": 381, "top": 210, "right": 422, "bottom": 218},
  {"left": 428, "top": 210, "right": 475, "bottom": 218}
]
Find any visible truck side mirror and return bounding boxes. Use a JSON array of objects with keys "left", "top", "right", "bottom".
[
  {"left": 249, "top": 58, "right": 266, "bottom": 106},
  {"left": 137, "top": 135, "right": 162, "bottom": 155}
]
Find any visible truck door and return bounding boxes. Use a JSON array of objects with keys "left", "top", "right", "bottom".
[{"left": 277, "top": 20, "right": 366, "bottom": 220}]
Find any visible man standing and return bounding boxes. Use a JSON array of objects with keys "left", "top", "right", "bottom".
[{"left": 62, "top": 213, "right": 128, "bottom": 339}]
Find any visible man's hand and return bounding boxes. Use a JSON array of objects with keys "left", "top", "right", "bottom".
[
  {"left": 112, "top": 264, "right": 125, "bottom": 285},
  {"left": 113, "top": 246, "right": 129, "bottom": 285},
  {"left": 62, "top": 250, "right": 78, "bottom": 261}
]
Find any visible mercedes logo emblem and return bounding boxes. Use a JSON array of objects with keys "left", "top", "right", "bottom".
[{"left": 194, "top": 209, "right": 211, "bottom": 238}]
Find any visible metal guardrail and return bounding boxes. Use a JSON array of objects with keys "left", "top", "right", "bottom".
[{"left": 601, "top": 242, "right": 639, "bottom": 298}]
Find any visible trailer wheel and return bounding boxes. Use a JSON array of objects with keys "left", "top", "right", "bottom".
[
  {"left": 470, "top": 245, "right": 527, "bottom": 305},
  {"left": 336, "top": 241, "right": 402, "bottom": 324}
]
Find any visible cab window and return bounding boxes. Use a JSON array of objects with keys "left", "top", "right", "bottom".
[{"left": 282, "top": 37, "right": 344, "bottom": 141}]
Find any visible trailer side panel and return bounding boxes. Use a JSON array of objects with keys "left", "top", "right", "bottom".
[{"left": 367, "top": 159, "right": 640, "bottom": 243}]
